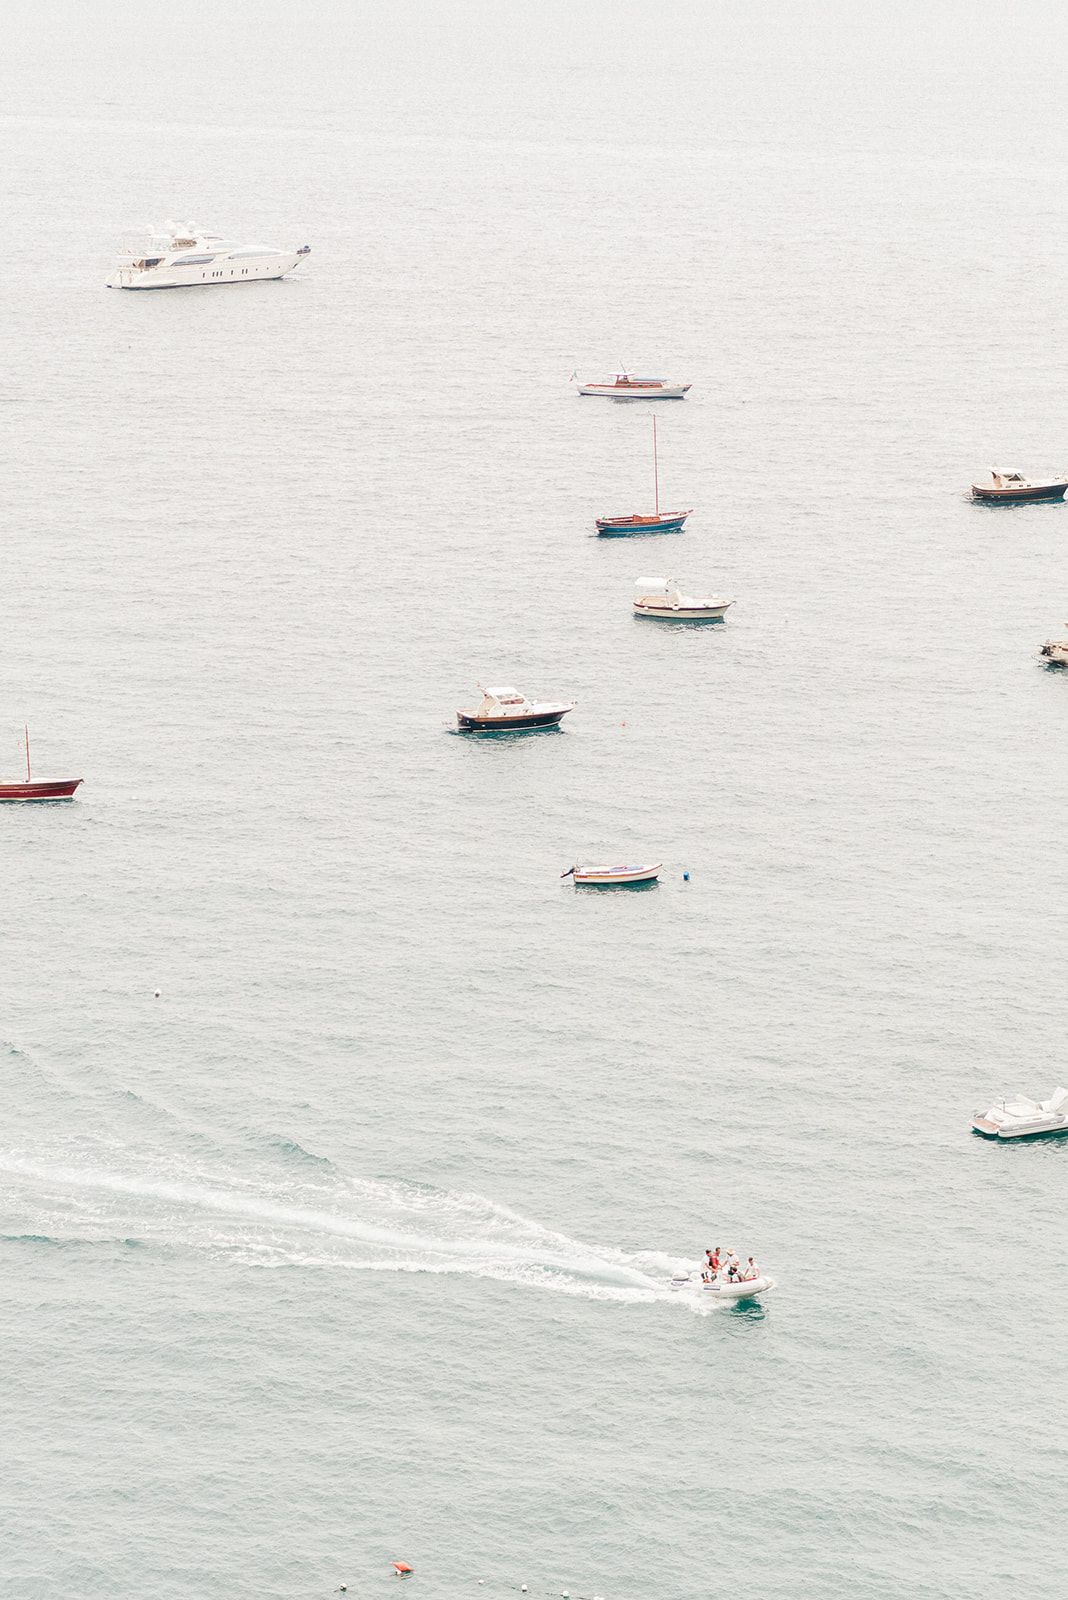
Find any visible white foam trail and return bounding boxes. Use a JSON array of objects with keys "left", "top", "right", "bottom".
[{"left": 0, "top": 1155, "right": 672, "bottom": 1299}]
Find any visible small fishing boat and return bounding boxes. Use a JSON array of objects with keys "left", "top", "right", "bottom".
[
  {"left": 1040, "top": 629, "right": 1068, "bottom": 665},
  {"left": 595, "top": 416, "right": 691, "bottom": 535},
  {"left": 562, "top": 862, "right": 662, "bottom": 886},
  {"left": 971, "top": 470, "right": 1068, "bottom": 503},
  {"left": 573, "top": 369, "right": 690, "bottom": 399},
  {"left": 633, "top": 576, "right": 732, "bottom": 621},
  {"left": 0, "top": 728, "right": 82, "bottom": 802},
  {"left": 457, "top": 686, "right": 573, "bottom": 733},
  {"left": 972, "top": 1086, "right": 1068, "bottom": 1141}
]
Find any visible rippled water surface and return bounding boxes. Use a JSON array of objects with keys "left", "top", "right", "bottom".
[{"left": 2, "top": 3, "right": 1067, "bottom": 1597}]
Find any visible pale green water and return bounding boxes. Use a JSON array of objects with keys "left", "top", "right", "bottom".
[{"left": 2, "top": 3, "right": 1067, "bottom": 1597}]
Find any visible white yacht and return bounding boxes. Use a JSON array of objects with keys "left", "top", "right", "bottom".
[
  {"left": 107, "top": 224, "right": 311, "bottom": 289},
  {"left": 972, "top": 1086, "right": 1068, "bottom": 1141}
]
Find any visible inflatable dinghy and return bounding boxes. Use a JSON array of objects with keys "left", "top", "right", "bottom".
[{"left": 670, "top": 1272, "right": 775, "bottom": 1301}]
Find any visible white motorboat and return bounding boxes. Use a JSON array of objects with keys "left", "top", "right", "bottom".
[
  {"left": 107, "top": 224, "right": 311, "bottom": 289},
  {"left": 573, "top": 370, "right": 691, "bottom": 399},
  {"left": 971, "top": 470, "right": 1068, "bottom": 503},
  {"left": 1040, "top": 630, "right": 1068, "bottom": 665},
  {"left": 633, "top": 577, "right": 733, "bottom": 621},
  {"left": 670, "top": 1271, "right": 775, "bottom": 1301},
  {"left": 561, "top": 863, "right": 662, "bottom": 886},
  {"left": 456, "top": 686, "right": 573, "bottom": 732},
  {"left": 972, "top": 1086, "right": 1068, "bottom": 1141}
]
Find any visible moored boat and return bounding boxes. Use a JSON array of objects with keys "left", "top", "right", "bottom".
[
  {"left": 456, "top": 686, "right": 573, "bottom": 733},
  {"left": 562, "top": 862, "right": 662, "bottom": 886},
  {"left": 108, "top": 223, "right": 311, "bottom": 290},
  {"left": 1039, "top": 630, "right": 1068, "bottom": 665},
  {"left": 0, "top": 728, "right": 82, "bottom": 802},
  {"left": 573, "top": 370, "right": 690, "bottom": 399},
  {"left": 971, "top": 1086, "right": 1068, "bottom": 1140},
  {"left": 596, "top": 415, "right": 691, "bottom": 535},
  {"left": 633, "top": 576, "right": 732, "bottom": 621},
  {"left": 971, "top": 470, "right": 1068, "bottom": 503}
]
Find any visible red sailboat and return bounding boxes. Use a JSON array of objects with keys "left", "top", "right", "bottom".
[{"left": 0, "top": 727, "right": 83, "bottom": 802}]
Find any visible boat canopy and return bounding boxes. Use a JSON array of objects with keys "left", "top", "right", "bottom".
[
  {"left": 634, "top": 576, "right": 670, "bottom": 592},
  {"left": 481, "top": 685, "right": 520, "bottom": 699}
]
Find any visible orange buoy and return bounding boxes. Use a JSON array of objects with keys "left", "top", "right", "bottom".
[{"left": 392, "top": 1562, "right": 413, "bottom": 1576}]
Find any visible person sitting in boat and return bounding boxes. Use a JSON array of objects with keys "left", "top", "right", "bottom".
[
  {"left": 742, "top": 1256, "right": 760, "bottom": 1281},
  {"left": 725, "top": 1248, "right": 740, "bottom": 1277},
  {"left": 705, "top": 1247, "right": 720, "bottom": 1272}
]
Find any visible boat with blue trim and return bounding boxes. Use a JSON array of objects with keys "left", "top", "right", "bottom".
[{"left": 595, "top": 417, "right": 691, "bottom": 536}]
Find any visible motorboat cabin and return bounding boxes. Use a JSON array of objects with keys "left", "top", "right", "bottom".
[
  {"left": 972, "top": 1086, "right": 1068, "bottom": 1140},
  {"left": 971, "top": 470, "right": 1068, "bottom": 503},
  {"left": 456, "top": 686, "right": 573, "bottom": 733},
  {"left": 574, "top": 370, "right": 691, "bottom": 399},
  {"left": 108, "top": 224, "right": 312, "bottom": 289},
  {"left": 632, "top": 577, "right": 733, "bottom": 621}
]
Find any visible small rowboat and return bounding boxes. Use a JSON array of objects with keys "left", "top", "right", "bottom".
[
  {"left": 633, "top": 576, "right": 732, "bottom": 621},
  {"left": 574, "top": 370, "right": 690, "bottom": 399},
  {"left": 0, "top": 728, "right": 82, "bottom": 803},
  {"left": 562, "top": 862, "right": 662, "bottom": 886},
  {"left": 971, "top": 470, "right": 1068, "bottom": 503},
  {"left": 596, "top": 416, "right": 691, "bottom": 536}
]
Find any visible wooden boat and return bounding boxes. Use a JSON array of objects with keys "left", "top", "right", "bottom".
[
  {"left": 971, "top": 470, "right": 1068, "bottom": 503},
  {"left": 457, "top": 686, "right": 573, "bottom": 732},
  {"left": 561, "top": 862, "right": 662, "bottom": 886},
  {"left": 595, "top": 416, "right": 691, "bottom": 535},
  {"left": 633, "top": 576, "right": 732, "bottom": 621},
  {"left": 0, "top": 728, "right": 82, "bottom": 802},
  {"left": 573, "top": 369, "right": 690, "bottom": 399}
]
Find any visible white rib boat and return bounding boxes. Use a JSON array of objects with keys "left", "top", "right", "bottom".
[
  {"left": 633, "top": 577, "right": 733, "bottom": 621},
  {"left": 670, "top": 1271, "right": 775, "bottom": 1301},
  {"left": 561, "top": 863, "right": 662, "bottom": 886},
  {"left": 972, "top": 1086, "right": 1068, "bottom": 1141},
  {"left": 107, "top": 224, "right": 311, "bottom": 289},
  {"left": 573, "top": 370, "right": 691, "bottom": 399}
]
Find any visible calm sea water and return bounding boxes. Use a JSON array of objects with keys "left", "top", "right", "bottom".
[{"left": 2, "top": 3, "right": 1067, "bottom": 1597}]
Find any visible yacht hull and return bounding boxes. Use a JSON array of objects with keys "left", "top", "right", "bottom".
[
  {"left": 634, "top": 601, "right": 731, "bottom": 620},
  {"left": 108, "top": 252, "right": 306, "bottom": 289},
  {"left": 972, "top": 1118, "right": 1068, "bottom": 1140},
  {"left": 579, "top": 385, "right": 689, "bottom": 399},
  {"left": 457, "top": 710, "right": 569, "bottom": 732},
  {"left": 971, "top": 481, "right": 1068, "bottom": 502}
]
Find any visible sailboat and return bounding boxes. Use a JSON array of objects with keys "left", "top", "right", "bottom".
[
  {"left": 594, "top": 416, "right": 692, "bottom": 535},
  {"left": 0, "top": 727, "right": 83, "bottom": 802}
]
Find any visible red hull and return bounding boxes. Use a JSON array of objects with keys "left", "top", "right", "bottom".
[{"left": 0, "top": 778, "right": 83, "bottom": 802}]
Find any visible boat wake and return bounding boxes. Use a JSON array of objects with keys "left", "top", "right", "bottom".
[{"left": 0, "top": 1151, "right": 710, "bottom": 1311}]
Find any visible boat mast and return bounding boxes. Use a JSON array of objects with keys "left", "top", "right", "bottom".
[
  {"left": 24, "top": 725, "right": 30, "bottom": 782},
  {"left": 653, "top": 415, "right": 659, "bottom": 516}
]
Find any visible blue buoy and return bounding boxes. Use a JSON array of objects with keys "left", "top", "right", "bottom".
[{"left": 683, "top": 871, "right": 690, "bottom": 881}]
